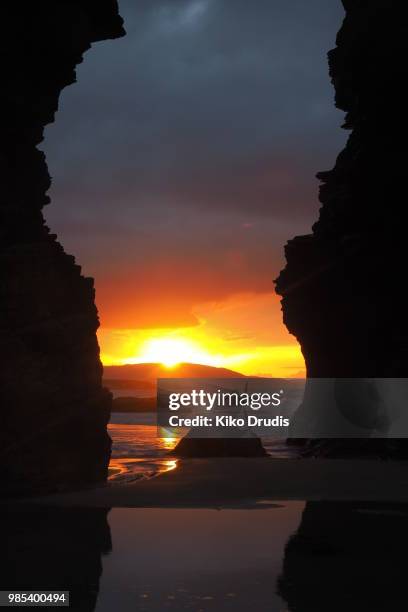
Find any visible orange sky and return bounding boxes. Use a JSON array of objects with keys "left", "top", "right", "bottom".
[
  {"left": 41, "top": 0, "right": 343, "bottom": 380},
  {"left": 98, "top": 290, "right": 305, "bottom": 377},
  {"left": 93, "top": 244, "right": 306, "bottom": 376}
]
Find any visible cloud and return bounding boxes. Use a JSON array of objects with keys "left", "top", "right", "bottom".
[{"left": 42, "top": 0, "right": 344, "bottom": 331}]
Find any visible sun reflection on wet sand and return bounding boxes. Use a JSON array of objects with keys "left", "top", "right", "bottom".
[
  {"left": 163, "top": 459, "right": 178, "bottom": 471},
  {"left": 107, "top": 418, "right": 180, "bottom": 483},
  {"left": 108, "top": 457, "right": 178, "bottom": 483},
  {"left": 160, "top": 436, "right": 178, "bottom": 451}
]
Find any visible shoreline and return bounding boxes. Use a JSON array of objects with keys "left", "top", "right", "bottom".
[{"left": 3, "top": 457, "right": 408, "bottom": 509}]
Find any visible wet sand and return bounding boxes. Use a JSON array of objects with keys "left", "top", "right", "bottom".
[{"left": 4, "top": 457, "right": 408, "bottom": 508}]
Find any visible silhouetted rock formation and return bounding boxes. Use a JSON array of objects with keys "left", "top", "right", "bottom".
[
  {"left": 0, "top": 3, "right": 124, "bottom": 495},
  {"left": 276, "top": 1, "right": 408, "bottom": 454},
  {"left": 278, "top": 501, "right": 408, "bottom": 611},
  {"left": 0, "top": 507, "right": 112, "bottom": 611},
  {"left": 172, "top": 379, "right": 268, "bottom": 457},
  {"left": 173, "top": 436, "right": 267, "bottom": 458}
]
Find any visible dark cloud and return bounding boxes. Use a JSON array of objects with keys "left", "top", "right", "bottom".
[{"left": 43, "top": 0, "right": 345, "bottom": 327}]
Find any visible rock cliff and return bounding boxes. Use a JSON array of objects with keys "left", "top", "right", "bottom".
[
  {"left": 0, "top": 3, "right": 125, "bottom": 495},
  {"left": 275, "top": 1, "right": 408, "bottom": 453},
  {"left": 278, "top": 501, "right": 408, "bottom": 611},
  {"left": 1, "top": 507, "right": 111, "bottom": 610}
]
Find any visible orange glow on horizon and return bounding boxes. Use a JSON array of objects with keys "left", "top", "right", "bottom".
[
  {"left": 99, "top": 332, "right": 304, "bottom": 378},
  {"left": 98, "top": 292, "right": 306, "bottom": 378},
  {"left": 125, "top": 336, "right": 221, "bottom": 369}
]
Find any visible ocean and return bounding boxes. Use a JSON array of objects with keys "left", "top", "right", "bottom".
[{"left": 108, "top": 412, "right": 298, "bottom": 482}]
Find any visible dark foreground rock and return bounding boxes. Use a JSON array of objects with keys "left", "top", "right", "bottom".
[
  {"left": 0, "top": 3, "right": 124, "bottom": 496},
  {"left": 278, "top": 501, "right": 408, "bottom": 611},
  {"left": 173, "top": 436, "right": 267, "bottom": 458},
  {"left": 1, "top": 507, "right": 111, "bottom": 611},
  {"left": 276, "top": 1, "right": 408, "bottom": 456}
]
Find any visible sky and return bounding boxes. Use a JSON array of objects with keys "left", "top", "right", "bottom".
[{"left": 42, "top": 0, "right": 345, "bottom": 376}]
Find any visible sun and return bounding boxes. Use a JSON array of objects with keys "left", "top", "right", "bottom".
[
  {"left": 133, "top": 336, "right": 218, "bottom": 369},
  {"left": 143, "top": 338, "right": 185, "bottom": 367}
]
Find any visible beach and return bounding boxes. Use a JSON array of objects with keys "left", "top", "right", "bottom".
[
  {"left": 3, "top": 457, "right": 408, "bottom": 610},
  {"left": 4, "top": 443, "right": 408, "bottom": 611},
  {"left": 4, "top": 456, "right": 408, "bottom": 509},
  {"left": 4, "top": 410, "right": 408, "bottom": 611}
]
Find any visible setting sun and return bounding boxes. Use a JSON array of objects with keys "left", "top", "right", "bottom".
[
  {"left": 127, "top": 336, "right": 221, "bottom": 369},
  {"left": 98, "top": 293, "right": 305, "bottom": 377}
]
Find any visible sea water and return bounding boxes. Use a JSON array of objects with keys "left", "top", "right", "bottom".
[{"left": 108, "top": 412, "right": 298, "bottom": 482}]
